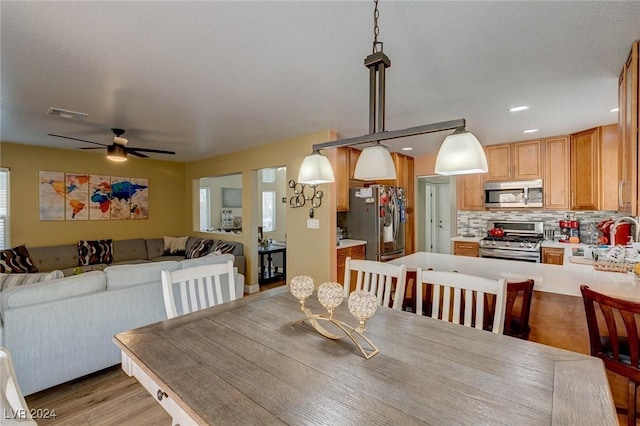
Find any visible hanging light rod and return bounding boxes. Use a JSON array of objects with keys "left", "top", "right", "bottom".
[{"left": 310, "top": 119, "right": 467, "bottom": 151}]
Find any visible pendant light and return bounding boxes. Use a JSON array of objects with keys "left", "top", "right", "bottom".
[
  {"left": 297, "top": 0, "right": 487, "bottom": 184},
  {"left": 434, "top": 129, "right": 488, "bottom": 175}
]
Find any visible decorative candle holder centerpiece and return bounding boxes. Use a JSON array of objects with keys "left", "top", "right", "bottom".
[{"left": 290, "top": 276, "right": 379, "bottom": 359}]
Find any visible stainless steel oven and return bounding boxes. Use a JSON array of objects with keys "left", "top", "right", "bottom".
[
  {"left": 484, "top": 179, "right": 543, "bottom": 208},
  {"left": 479, "top": 221, "right": 544, "bottom": 263}
]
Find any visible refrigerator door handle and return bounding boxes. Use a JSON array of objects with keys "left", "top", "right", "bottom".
[{"left": 393, "top": 195, "right": 400, "bottom": 242}]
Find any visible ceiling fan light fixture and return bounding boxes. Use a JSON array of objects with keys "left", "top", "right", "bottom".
[
  {"left": 106, "top": 144, "right": 127, "bottom": 162},
  {"left": 298, "top": 150, "right": 335, "bottom": 184},
  {"left": 434, "top": 129, "right": 487, "bottom": 176},
  {"left": 113, "top": 136, "right": 128, "bottom": 146},
  {"left": 354, "top": 143, "right": 396, "bottom": 180}
]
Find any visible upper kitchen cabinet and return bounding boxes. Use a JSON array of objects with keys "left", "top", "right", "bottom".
[
  {"left": 457, "top": 172, "right": 486, "bottom": 210},
  {"left": 570, "top": 127, "right": 600, "bottom": 210},
  {"left": 618, "top": 41, "right": 639, "bottom": 215},
  {"left": 485, "top": 140, "right": 542, "bottom": 182},
  {"left": 544, "top": 136, "right": 570, "bottom": 209},
  {"left": 569, "top": 125, "right": 619, "bottom": 211},
  {"left": 335, "top": 147, "right": 350, "bottom": 212}
]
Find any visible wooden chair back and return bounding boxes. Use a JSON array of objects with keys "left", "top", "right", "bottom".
[
  {"left": 343, "top": 257, "right": 407, "bottom": 310},
  {"left": 581, "top": 284, "right": 640, "bottom": 425},
  {"left": 416, "top": 269, "right": 508, "bottom": 334},
  {"left": 503, "top": 279, "right": 535, "bottom": 340},
  {"left": 161, "top": 261, "right": 238, "bottom": 319},
  {"left": 0, "top": 347, "right": 37, "bottom": 425}
]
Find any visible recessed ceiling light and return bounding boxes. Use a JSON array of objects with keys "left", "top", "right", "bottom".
[
  {"left": 509, "top": 105, "right": 530, "bottom": 113},
  {"left": 522, "top": 129, "right": 539, "bottom": 134},
  {"left": 609, "top": 107, "right": 619, "bottom": 113},
  {"left": 402, "top": 147, "right": 413, "bottom": 151}
]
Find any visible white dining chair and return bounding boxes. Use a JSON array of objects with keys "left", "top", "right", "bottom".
[
  {"left": 415, "top": 269, "right": 507, "bottom": 334},
  {"left": 0, "top": 347, "right": 37, "bottom": 425},
  {"left": 161, "top": 261, "right": 238, "bottom": 319},
  {"left": 343, "top": 257, "right": 407, "bottom": 310}
]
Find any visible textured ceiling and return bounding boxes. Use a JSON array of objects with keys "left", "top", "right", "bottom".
[{"left": 1, "top": 1, "right": 639, "bottom": 162}]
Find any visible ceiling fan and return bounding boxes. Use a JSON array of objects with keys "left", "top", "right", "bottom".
[{"left": 48, "top": 128, "right": 176, "bottom": 162}]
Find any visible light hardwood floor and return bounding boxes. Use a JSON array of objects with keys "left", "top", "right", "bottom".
[{"left": 25, "top": 281, "right": 287, "bottom": 425}]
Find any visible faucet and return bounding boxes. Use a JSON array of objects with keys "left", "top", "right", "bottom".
[{"left": 611, "top": 216, "right": 640, "bottom": 244}]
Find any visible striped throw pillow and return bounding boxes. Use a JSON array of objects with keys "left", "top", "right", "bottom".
[
  {"left": 186, "top": 239, "right": 214, "bottom": 259},
  {"left": 0, "top": 270, "right": 64, "bottom": 291},
  {"left": 211, "top": 240, "right": 236, "bottom": 255}
]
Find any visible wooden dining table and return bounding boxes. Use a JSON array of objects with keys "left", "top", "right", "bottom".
[{"left": 113, "top": 286, "right": 617, "bottom": 425}]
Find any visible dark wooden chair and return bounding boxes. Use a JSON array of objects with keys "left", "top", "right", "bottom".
[
  {"left": 581, "top": 284, "right": 640, "bottom": 426},
  {"left": 503, "top": 279, "right": 535, "bottom": 340}
]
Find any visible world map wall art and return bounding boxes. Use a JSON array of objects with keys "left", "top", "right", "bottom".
[{"left": 39, "top": 171, "right": 149, "bottom": 221}]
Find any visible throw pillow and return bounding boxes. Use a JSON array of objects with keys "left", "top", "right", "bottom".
[
  {"left": 163, "top": 236, "right": 189, "bottom": 256},
  {"left": 211, "top": 240, "right": 236, "bottom": 255},
  {"left": 77, "top": 239, "right": 113, "bottom": 266},
  {"left": 186, "top": 239, "right": 214, "bottom": 259},
  {"left": 0, "top": 245, "right": 39, "bottom": 273},
  {"left": 0, "top": 269, "right": 64, "bottom": 291}
]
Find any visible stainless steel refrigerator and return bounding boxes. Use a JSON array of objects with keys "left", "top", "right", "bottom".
[{"left": 343, "top": 185, "right": 406, "bottom": 261}]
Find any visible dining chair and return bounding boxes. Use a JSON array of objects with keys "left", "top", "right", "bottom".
[
  {"left": 343, "top": 257, "right": 407, "bottom": 310},
  {"left": 503, "top": 279, "right": 535, "bottom": 340},
  {"left": 581, "top": 284, "right": 640, "bottom": 426},
  {"left": 161, "top": 261, "right": 238, "bottom": 319},
  {"left": 415, "top": 269, "right": 508, "bottom": 333},
  {"left": 0, "top": 347, "right": 37, "bottom": 425}
]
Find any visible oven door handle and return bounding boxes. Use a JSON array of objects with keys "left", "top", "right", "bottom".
[{"left": 479, "top": 248, "right": 541, "bottom": 262}]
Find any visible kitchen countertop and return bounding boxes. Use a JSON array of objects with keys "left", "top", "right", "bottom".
[
  {"left": 390, "top": 251, "right": 639, "bottom": 299},
  {"left": 337, "top": 239, "right": 367, "bottom": 249},
  {"left": 451, "top": 236, "right": 482, "bottom": 242}
]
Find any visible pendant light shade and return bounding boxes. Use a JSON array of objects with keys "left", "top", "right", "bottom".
[
  {"left": 106, "top": 144, "right": 127, "bottom": 162},
  {"left": 298, "top": 150, "right": 335, "bottom": 184},
  {"left": 434, "top": 130, "right": 488, "bottom": 176},
  {"left": 354, "top": 143, "right": 397, "bottom": 180}
]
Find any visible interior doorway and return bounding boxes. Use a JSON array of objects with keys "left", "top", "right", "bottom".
[{"left": 416, "top": 175, "right": 454, "bottom": 254}]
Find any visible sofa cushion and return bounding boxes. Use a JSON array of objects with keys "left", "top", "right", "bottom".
[
  {"left": 211, "top": 240, "right": 236, "bottom": 255},
  {"left": 113, "top": 239, "right": 148, "bottom": 263},
  {"left": 0, "top": 270, "right": 64, "bottom": 291},
  {"left": 104, "top": 260, "right": 180, "bottom": 290},
  {"left": 28, "top": 244, "right": 79, "bottom": 273},
  {"left": 78, "top": 240, "right": 113, "bottom": 266},
  {"left": 0, "top": 271, "right": 106, "bottom": 317},
  {"left": 163, "top": 236, "right": 188, "bottom": 256},
  {"left": 186, "top": 239, "right": 214, "bottom": 259},
  {"left": 0, "top": 245, "right": 39, "bottom": 273}
]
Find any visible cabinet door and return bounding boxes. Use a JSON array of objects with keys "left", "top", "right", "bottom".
[
  {"left": 513, "top": 140, "right": 542, "bottom": 180},
  {"left": 453, "top": 241, "right": 479, "bottom": 257},
  {"left": 618, "top": 42, "right": 639, "bottom": 215},
  {"left": 542, "top": 248, "right": 564, "bottom": 265},
  {"left": 457, "top": 173, "right": 485, "bottom": 210},
  {"left": 335, "top": 147, "right": 350, "bottom": 212},
  {"left": 570, "top": 128, "right": 600, "bottom": 210},
  {"left": 348, "top": 148, "right": 362, "bottom": 182},
  {"left": 485, "top": 144, "right": 511, "bottom": 181},
  {"left": 600, "top": 124, "right": 620, "bottom": 211},
  {"left": 544, "top": 136, "right": 570, "bottom": 209}
]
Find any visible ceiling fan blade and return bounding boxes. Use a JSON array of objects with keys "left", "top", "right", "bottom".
[
  {"left": 126, "top": 147, "right": 176, "bottom": 155},
  {"left": 78, "top": 147, "right": 104, "bottom": 150},
  {"left": 48, "top": 133, "right": 108, "bottom": 147},
  {"left": 127, "top": 150, "right": 149, "bottom": 158}
]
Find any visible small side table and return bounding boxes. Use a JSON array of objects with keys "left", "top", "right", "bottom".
[{"left": 258, "top": 245, "right": 286, "bottom": 285}]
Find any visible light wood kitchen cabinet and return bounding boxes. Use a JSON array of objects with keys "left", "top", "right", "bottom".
[
  {"left": 570, "top": 127, "right": 600, "bottom": 210},
  {"left": 485, "top": 140, "right": 542, "bottom": 182},
  {"left": 600, "top": 124, "right": 620, "bottom": 211},
  {"left": 453, "top": 241, "right": 479, "bottom": 257},
  {"left": 618, "top": 41, "right": 639, "bottom": 215},
  {"left": 543, "top": 136, "right": 570, "bottom": 209},
  {"left": 335, "top": 147, "right": 350, "bottom": 212},
  {"left": 456, "top": 173, "right": 485, "bottom": 210},
  {"left": 337, "top": 243, "right": 365, "bottom": 288},
  {"left": 541, "top": 247, "right": 564, "bottom": 265}
]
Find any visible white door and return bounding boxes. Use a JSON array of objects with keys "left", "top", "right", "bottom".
[{"left": 436, "top": 184, "right": 451, "bottom": 254}]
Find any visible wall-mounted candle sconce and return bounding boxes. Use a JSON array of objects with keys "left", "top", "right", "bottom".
[{"left": 288, "top": 179, "right": 323, "bottom": 218}]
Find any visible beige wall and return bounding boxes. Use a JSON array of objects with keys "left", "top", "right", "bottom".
[
  {"left": 186, "top": 130, "right": 337, "bottom": 286},
  {"left": 0, "top": 142, "right": 187, "bottom": 246}
]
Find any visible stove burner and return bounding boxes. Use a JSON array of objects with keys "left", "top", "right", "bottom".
[{"left": 482, "top": 235, "right": 543, "bottom": 244}]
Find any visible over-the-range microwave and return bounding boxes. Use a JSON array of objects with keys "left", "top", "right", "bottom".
[{"left": 484, "top": 179, "right": 543, "bottom": 208}]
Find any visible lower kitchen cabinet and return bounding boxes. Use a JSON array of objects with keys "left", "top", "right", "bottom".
[
  {"left": 541, "top": 247, "right": 564, "bottom": 265},
  {"left": 453, "top": 241, "right": 479, "bottom": 257},
  {"left": 337, "top": 243, "right": 365, "bottom": 288}
]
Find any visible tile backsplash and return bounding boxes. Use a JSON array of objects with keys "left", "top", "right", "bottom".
[{"left": 457, "top": 210, "right": 624, "bottom": 241}]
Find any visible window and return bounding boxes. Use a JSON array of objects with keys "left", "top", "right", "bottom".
[
  {"left": 262, "top": 190, "right": 276, "bottom": 232},
  {"left": 0, "top": 168, "right": 9, "bottom": 249},
  {"left": 261, "top": 168, "right": 276, "bottom": 183},
  {"left": 199, "top": 187, "right": 210, "bottom": 231}
]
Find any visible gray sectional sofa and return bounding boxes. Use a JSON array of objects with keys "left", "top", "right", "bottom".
[
  {"left": 27, "top": 236, "right": 246, "bottom": 276},
  {"left": 0, "top": 252, "right": 244, "bottom": 396}
]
